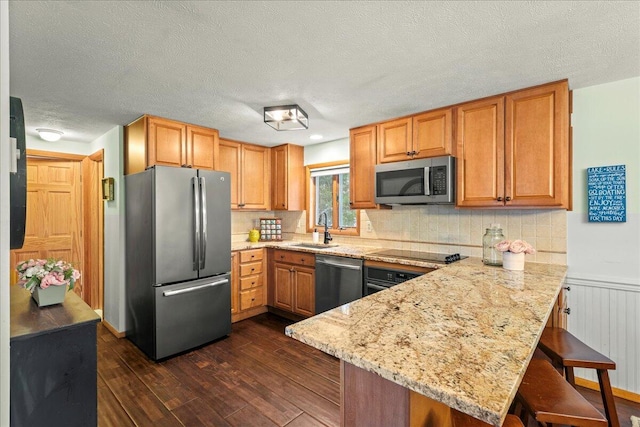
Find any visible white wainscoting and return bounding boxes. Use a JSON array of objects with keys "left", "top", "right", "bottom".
[{"left": 566, "top": 275, "right": 640, "bottom": 394}]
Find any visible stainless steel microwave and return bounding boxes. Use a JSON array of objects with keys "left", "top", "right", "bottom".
[{"left": 374, "top": 156, "right": 455, "bottom": 205}]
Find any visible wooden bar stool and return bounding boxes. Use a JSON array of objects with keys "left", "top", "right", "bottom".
[
  {"left": 538, "top": 327, "right": 619, "bottom": 427},
  {"left": 452, "top": 412, "right": 524, "bottom": 427},
  {"left": 517, "top": 358, "right": 608, "bottom": 427}
]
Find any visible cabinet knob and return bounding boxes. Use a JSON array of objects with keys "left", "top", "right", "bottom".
[
  {"left": 407, "top": 151, "right": 412, "bottom": 156},
  {"left": 497, "top": 197, "right": 503, "bottom": 201},
  {"left": 505, "top": 196, "right": 511, "bottom": 201},
  {"left": 564, "top": 286, "right": 571, "bottom": 291},
  {"left": 563, "top": 307, "right": 571, "bottom": 315},
  {"left": 181, "top": 164, "right": 188, "bottom": 168},
  {"left": 251, "top": 268, "right": 255, "bottom": 272}
]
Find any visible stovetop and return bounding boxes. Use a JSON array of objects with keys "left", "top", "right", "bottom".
[{"left": 370, "top": 249, "right": 467, "bottom": 264}]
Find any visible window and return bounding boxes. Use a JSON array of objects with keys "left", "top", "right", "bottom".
[{"left": 307, "top": 163, "right": 359, "bottom": 235}]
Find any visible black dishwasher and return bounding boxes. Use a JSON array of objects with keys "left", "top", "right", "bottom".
[{"left": 315, "top": 255, "right": 363, "bottom": 314}]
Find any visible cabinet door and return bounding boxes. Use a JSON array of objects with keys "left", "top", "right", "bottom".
[
  {"left": 230, "top": 252, "right": 239, "bottom": 316},
  {"left": 147, "top": 117, "right": 187, "bottom": 168},
  {"left": 218, "top": 139, "right": 241, "bottom": 209},
  {"left": 349, "top": 125, "right": 377, "bottom": 209},
  {"left": 273, "top": 263, "right": 293, "bottom": 312},
  {"left": 412, "top": 108, "right": 453, "bottom": 159},
  {"left": 241, "top": 144, "right": 270, "bottom": 210},
  {"left": 455, "top": 96, "right": 505, "bottom": 207},
  {"left": 377, "top": 117, "right": 412, "bottom": 163},
  {"left": 272, "top": 144, "right": 305, "bottom": 211},
  {"left": 187, "top": 125, "right": 218, "bottom": 170},
  {"left": 293, "top": 266, "right": 315, "bottom": 317},
  {"left": 505, "top": 81, "right": 569, "bottom": 208}
]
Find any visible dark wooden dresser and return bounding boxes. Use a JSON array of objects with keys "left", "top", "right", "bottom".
[{"left": 10, "top": 285, "right": 101, "bottom": 427}]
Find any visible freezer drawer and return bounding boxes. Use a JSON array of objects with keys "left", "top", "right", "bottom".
[{"left": 154, "top": 274, "right": 231, "bottom": 360}]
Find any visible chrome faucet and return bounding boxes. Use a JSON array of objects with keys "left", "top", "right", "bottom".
[{"left": 319, "top": 212, "right": 332, "bottom": 244}]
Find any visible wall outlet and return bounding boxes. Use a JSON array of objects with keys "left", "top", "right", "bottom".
[{"left": 367, "top": 222, "right": 372, "bottom": 232}]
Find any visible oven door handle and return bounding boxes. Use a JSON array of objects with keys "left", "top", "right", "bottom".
[{"left": 366, "top": 283, "right": 388, "bottom": 292}]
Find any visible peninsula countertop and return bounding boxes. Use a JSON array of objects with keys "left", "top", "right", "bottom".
[{"left": 285, "top": 258, "right": 568, "bottom": 426}]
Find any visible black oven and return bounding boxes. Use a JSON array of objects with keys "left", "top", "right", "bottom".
[{"left": 364, "top": 265, "right": 422, "bottom": 296}]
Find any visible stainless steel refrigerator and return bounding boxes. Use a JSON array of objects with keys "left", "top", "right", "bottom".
[{"left": 125, "top": 166, "right": 231, "bottom": 360}]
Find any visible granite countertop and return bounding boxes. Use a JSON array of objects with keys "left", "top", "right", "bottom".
[
  {"left": 285, "top": 258, "right": 567, "bottom": 426},
  {"left": 232, "top": 240, "right": 448, "bottom": 269}
]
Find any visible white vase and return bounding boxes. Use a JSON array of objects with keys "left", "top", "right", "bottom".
[{"left": 503, "top": 252, "right": 525, "bottom": 271}]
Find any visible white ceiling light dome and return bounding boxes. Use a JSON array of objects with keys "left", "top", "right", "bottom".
[{"left": 36, "top": 128, "right": 64, "bottom": 142}]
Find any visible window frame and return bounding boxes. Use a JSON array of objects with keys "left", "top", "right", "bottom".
[{"left": 305, "top": 161, "right": 360, "bottom": 236}]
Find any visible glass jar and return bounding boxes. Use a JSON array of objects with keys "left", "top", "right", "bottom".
[{"left": 482, "top": 224, "right": 505, "bottom": 266}]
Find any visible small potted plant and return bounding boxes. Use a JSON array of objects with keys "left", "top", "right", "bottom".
[
  {"left": 15, "top": 258, "right": 81, "bottom": 307},
  {"left": 495, "top": 240, "right": 536, "bottom": 271}
]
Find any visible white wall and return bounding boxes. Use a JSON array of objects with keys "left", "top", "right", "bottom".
[
  {"left": 567, "top": 76, "right": 640, "bottom": 393},
  {"left": 90, "top": 126, "right": 126, "bottom": 331},
  {"left": 304, "top": 137, "right": 349, "bottom": 165},
  {"left": 1, "top": 2, "right": 11, "bottom": 423},
  {"left": 25, "top": 135, "right": 94, "bottom": 155}
]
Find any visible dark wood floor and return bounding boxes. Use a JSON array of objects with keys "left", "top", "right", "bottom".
[{"left": 97, "top": 313, "right": 640, "bottom": 427}]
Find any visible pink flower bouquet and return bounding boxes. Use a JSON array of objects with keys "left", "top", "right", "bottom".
[
  {"left": 15, "top": 258, "right": 81, "bottom": 293},
  {"left": 494, "top": 239, "right": 536, "bottom": 255}
]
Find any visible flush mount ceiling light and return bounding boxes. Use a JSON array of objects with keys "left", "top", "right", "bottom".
[
  {"left": 36, "top": 128, "right": 64, "bottom": 142},
  {"left": 264, "top": 104, "right": 308, "bottom": 131}
]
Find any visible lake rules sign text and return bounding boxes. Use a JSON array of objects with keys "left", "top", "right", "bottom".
[{"left": 588, "top": 165, "right": 626, "bottom": 222}]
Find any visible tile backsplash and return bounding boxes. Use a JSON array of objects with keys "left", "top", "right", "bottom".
[{"left": 232, "top": 206, "right": 567, "bottom": 265}]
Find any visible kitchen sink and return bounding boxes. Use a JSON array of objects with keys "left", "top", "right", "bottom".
[{"left": 289, "top": 243, "right": 339, "bottom": 250}]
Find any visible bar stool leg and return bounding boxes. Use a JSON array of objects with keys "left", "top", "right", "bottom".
[
  {"left": 597, "top": 369, "right": 619, "bottom": 427},
  {"left": 565, "top": 366, "right": 576, "bottom": 386}
]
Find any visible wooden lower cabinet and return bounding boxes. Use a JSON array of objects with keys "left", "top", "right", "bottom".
[
  {"left": 270, "top": 249, "right": 316, "bottom": 318},
  {"left": 232, "top": 248, "right": 268, "bottom": 322}
]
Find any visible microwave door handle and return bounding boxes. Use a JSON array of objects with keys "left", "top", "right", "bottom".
[{"left": 424, "top": 166, "right": 431, "bottom": 196}]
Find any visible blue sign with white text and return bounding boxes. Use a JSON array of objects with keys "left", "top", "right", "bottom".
[{"left": 587, "top": 165, "right": 626, "bottom": 222}]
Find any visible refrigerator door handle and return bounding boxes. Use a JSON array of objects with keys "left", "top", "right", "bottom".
[
  {"left": 192, "top": 176, "right": 200, "bottom": 271},
  {"left": 199, "top": 176, "right": 207, "bottom": 270},
  {"left": 162, "top": 278, "right": 229, "bottom": 297}
]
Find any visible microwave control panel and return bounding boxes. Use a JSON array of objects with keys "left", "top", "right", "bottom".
[{"left": 431, "top": 166, "right": 448, "bottom": 195}]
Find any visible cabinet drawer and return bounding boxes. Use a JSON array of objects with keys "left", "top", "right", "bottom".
[
  {"left": 240, "top": 249, "right": 263, "bottom": 263},
  {"left": 240, "top": 274, "right": 263, "bottom": 291},
  {"left": 240, "top": 261, "right": 263, "bottom": 277},
  {"left": 240, "top": 287, "right": 264, "bottom": 311},
  {"left": 272, "top": 249, "right": 315, "bottom": 267}
]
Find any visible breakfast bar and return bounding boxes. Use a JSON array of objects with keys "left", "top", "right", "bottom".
[{"left": 285, "top": 258, "right": 568, "bottom": 427}]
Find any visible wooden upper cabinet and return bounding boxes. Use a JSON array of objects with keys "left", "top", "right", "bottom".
[
  {"left": 377, "top": 117, "right": 412, "bottom": 163},
  {"left": 218, "top": 139, "right": 241, "bottom": 209},
  {"left": 377, "top": 108, "right": 453, "bottom": 163},
  {"left": 147, "top": 117, "right": 186, "bottom": 169},
  {"left": 456, "top": 80, "right": 570, "bottom": 208},
  {"left": 219, "top": 138, "right": 270, "bottom": 210},
  {"left": 349, "top": 125, "right": 377, "bottom": 209},
  {"left": 412, "top": 108, "right": 453, "bottom": 159},
  {"left": 456, "top": 96, "right": 505, "bottom": 208},
  {"left": 505, "top": 81, "right": 569, "bottom": 208},
  {"left": 242, "top": 144, "right": 270, "bottom": 210},
  {"left": 272, "top": 144, "right": 305, "bottom": 211},
  {"left": 187, "top": 125, "right": 219, "bottom": 170},
  {"left": 124, "top": 115, "right": 218, "bottom": 175}
]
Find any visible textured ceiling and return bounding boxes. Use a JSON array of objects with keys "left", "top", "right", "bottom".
[{"left": 8, "top": 1, "right": 640, "bottom": 147}]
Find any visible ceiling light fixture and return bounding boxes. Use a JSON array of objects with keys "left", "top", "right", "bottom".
[
  {"left": 264, "top": 104, "right": 308, "bottom": 131},
  {"left": 36, "top": 128, "right": 64, "bottom": 142}
]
